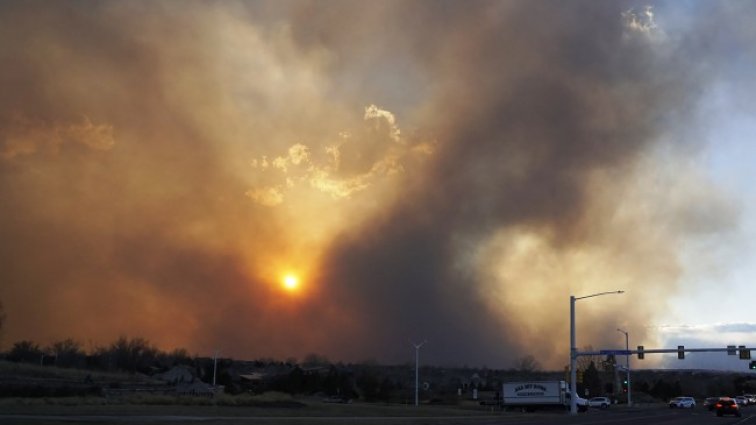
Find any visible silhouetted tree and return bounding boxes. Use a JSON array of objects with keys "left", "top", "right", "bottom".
[
  {"left": 514, "top": 354, "right": 541, "bottom": 373},
  {"left": 108, "top": 336, "right": 158, "bottom": 373},
  {"left": 158, "top": 348, "right": 192, "bottom": 369},
  {"left": 8, "top": 340, "right": 43, "bottom": 364},
  {"left": 49, "top": 338, "right": 85, "bottom": 368},
  {"left": 583, "top": 361, "right": 603, "bottom": 397}
]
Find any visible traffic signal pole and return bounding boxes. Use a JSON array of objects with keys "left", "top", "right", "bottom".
[{"left": 617, "top": 328, "right": 631, "bottom": 407}]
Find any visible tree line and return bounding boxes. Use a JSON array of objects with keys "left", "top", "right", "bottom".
[
  {"left": 1, "top": 337, "right": 395, "bottom": 400},
  {"left": 4, "top": 336, "right": 192, "bottom": 374}
]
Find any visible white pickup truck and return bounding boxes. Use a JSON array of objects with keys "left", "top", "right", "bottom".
[{"left": 502, "top": 381, "right": 588, "bottom": 412}]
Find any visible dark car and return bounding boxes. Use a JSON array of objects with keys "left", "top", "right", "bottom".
[
  {"left": 704, "top": 397, "right": 720, "bottom": 411},
  {"left": 715, "top": 398, "right": 741, "bottom": 417}
]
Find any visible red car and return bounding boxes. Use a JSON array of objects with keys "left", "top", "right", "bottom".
[{"left": 715, "top": 398, "right": 741, "bottom": 417}]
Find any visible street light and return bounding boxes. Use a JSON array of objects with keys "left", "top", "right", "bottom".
[
  {"left": 570, "top": 290, "right": 624, "bottom": 415},
  {"left": 212, "top": 349, "right": 220, "bottom": 388},
  {"left": 617, "top": 328, "right": 632, "bottom": 407},
  {"left": 413, "top": 340, "right": 427, "bottom": 407}
]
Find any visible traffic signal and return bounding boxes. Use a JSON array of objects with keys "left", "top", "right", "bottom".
[
  {"left": 622, "top": 379, "right": 628, "bottom": 393},
  {"left": 637, "top": 345, "right": 644, "bottom": 360},
  {"left": 577, "top": 370, "right": 584, "bottom": 384},
  {"left": 678, "top": 346, "right": 685, "bottom": 360},
  {"left": 740, "top": 346, "right": 751, "bottom": 360},
  {"left": 749, "top": 361, "right": 756, "bottom": 370}
]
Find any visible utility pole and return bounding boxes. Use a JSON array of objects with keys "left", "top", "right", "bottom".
[{"left": 413, "top": 340, "right": 427, "bottom": 407}]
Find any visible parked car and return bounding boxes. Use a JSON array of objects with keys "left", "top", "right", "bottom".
[
  {"left": 704, "top": 397, "right": 721, "bottom": 411},
  {"left": 588, "top": 397, "right": 611, "bottom": 409},
  {"left": 669, "top": 396, "right": 696, "bottom": 408},
  {"left": 716, "top": 398, "right": 741, "bottom": 417},
  {"left": 735, "top": 396, "right": 748, "bottom": 406}
]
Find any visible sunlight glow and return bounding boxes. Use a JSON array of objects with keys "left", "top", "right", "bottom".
[{"left": 282, "top": 274, "right": 300, "bottom": 292}]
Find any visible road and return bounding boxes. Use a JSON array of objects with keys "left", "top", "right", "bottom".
[{"left": 1, "top": 406, "right": 754, "bottom": 425}]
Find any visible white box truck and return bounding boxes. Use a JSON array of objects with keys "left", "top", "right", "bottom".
[{"left": 502, "top": 381, "right": 587, "bottom": 412}]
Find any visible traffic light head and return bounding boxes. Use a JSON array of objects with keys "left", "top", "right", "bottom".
[
  {"left": 740, "top": 346, "right": 752, "bottom": 360},
  {"left": 749, "top": 361, "right": 756, "bottom": 370}
]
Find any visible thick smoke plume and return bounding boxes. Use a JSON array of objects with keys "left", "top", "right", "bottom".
[{"left": 0, "top": 1, "right": 746, "bottom": 367}]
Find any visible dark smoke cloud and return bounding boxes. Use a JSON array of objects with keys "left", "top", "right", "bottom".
[
  {"left": 305, "top": 1, "right": 746, "bottom": 366},
  {"left": 0, "top": 1, "right": 748, "bottom": 367}
]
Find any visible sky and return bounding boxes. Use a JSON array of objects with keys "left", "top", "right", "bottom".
[{"left": 1, "top": 1, "right": 755, "bottom": 371}]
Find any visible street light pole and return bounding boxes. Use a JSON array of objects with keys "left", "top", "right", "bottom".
[
  {"left": 212, "top": 349, "right": 219, "bottom": 388},
  {"left": 570, "top": 290, "right": 625, "bottom": 415},
  {"left": 413, "top": 340, "right": 427, "bottom": 407},
  {"left": 570, "top": 296, "right": 577, "bottom": 415},
  {"left": 617, "top": 328, "right": 632, "bottom": 407}
]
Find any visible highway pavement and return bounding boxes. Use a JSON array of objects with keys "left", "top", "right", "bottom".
[{"left": 1, "top": 404, "right": 754, "bottom": 425}]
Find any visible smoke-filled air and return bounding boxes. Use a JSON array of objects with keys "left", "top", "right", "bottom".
[{"left": 1, "top": 1, "right": 752, "bottom": 368}]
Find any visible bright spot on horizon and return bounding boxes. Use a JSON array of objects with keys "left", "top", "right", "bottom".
[{"left": 282, "top": 274, "right": 300, "bottom": 292}]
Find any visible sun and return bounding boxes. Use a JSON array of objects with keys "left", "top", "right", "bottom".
[{"left": 282, "top": 274, "right": 300, "bottom": 292}]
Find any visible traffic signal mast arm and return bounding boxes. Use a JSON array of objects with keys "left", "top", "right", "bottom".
[{"left": 575, "top": 347, "right": 754, "bottom": 357}]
